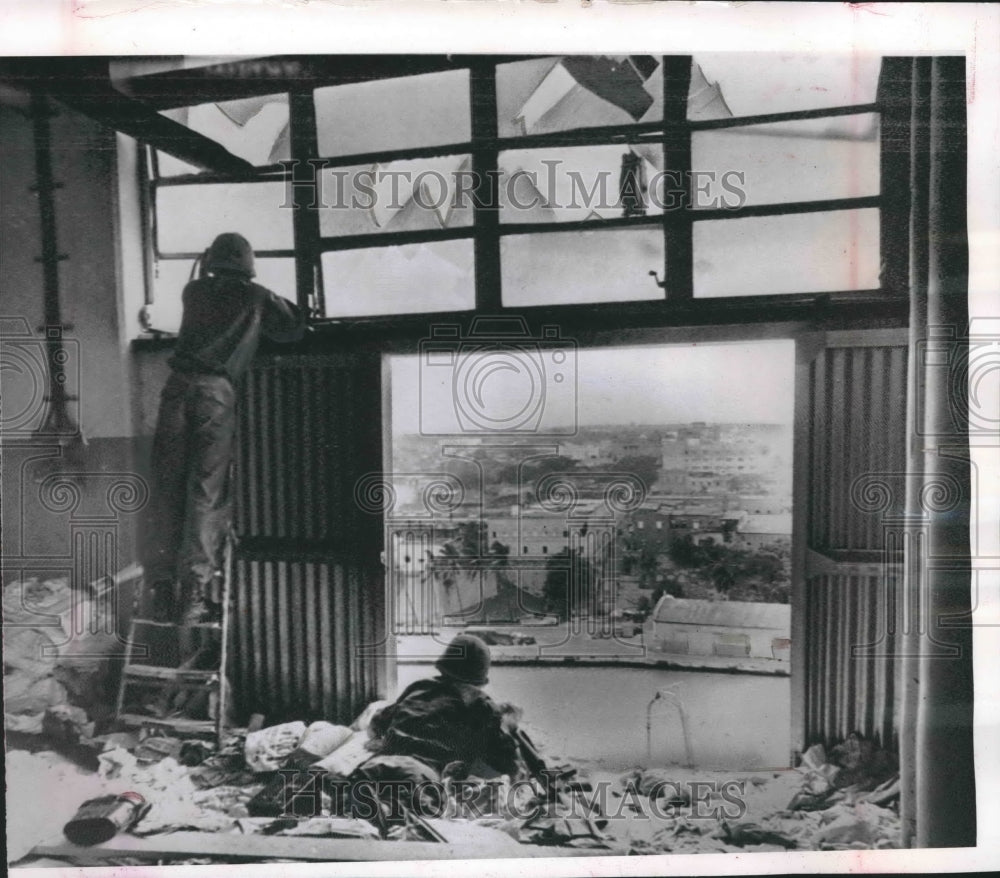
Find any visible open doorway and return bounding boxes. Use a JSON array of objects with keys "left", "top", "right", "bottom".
[{"left": 384, "top": 337, "right": 794, "bottom": 771}]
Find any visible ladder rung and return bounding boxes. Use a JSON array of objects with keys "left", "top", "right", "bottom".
[
  {"left": 123, "top": 665, "right": 219, "bottom": 684},
  {"left": 117, "top": 712, "right": 217, "bottom": 735},
  {"left": 131, "top": 618, "right": 222, "bottom": 630}
]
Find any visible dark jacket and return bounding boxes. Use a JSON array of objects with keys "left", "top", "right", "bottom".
[
  {"left": 369, "top": 676, "right": 522, "bottom": 776},
  {"left": 170, "top": 275, "right": 305, "bottom": 382}
]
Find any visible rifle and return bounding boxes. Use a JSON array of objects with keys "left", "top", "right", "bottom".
[
  {"left": 512, "top": 728, "right": 607, "bottom": 838},
  {"left": 513, "top": 728, "right": 597, "bottom": 810}
]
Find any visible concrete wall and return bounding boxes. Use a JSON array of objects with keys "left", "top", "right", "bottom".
[
  {"left": 0, "top": 101, "right": 132, "bottom": 440},
  {"left": 1, "top": 98, "right": 147, "bottom": 583}
]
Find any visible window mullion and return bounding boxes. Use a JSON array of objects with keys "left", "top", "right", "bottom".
[
  {"left": 139, "top": 145, "right": 156, "bottom": 305},
  {"left": 878, "top": 57, "right": 911, "bottom": 297},
  {"left": 662, "top": 56, "right": 693, "bottom": 302},
  {"left": 470, "top": 58, "right": 502, "bottom": 312},
  {"left": 289, "top": 88, "right": 323, "bottom": 315}
]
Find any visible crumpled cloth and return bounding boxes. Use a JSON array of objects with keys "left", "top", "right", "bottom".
[{"left": 244, "top": 722, "right": 306, "bottom": 773}]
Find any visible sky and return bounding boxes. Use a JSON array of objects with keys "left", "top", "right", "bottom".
[{"left": 391, "top": 339, "right": 795, "bottom": 435}]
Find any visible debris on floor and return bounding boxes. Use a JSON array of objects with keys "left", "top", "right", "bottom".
[
  {"left": 4, "top": 575, "right": 126, "bottom": 736},
  {"left": 6, "top": 704, "right": 902, "bottom": 865}
]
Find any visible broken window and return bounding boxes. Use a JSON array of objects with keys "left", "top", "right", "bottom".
[
  {"left": 691, "top": 113, "right": 880, "bottom": 208},
  {"left": 314, "top": 70, "right": 470, "bottom": 158},
  {"left": 316, "top": 156, "right": 475, "bottom": 237},
  {"left": 156, "top": 181, "right": 293, "bottom": 253},
  {"left": 497, "top": 145, "right": 666, "bottom": 224},
  {"left": 134, "top": 53, "right": 886, "bottom": 329},
  {"left": 156, "top": 92, "right": 290, "bottom": 177},
  {"left": 690, "top": 53, "right": 881, "bottom": 120},
  {"left": 496, "top": 56, "right": 664, "bottom": 138}
]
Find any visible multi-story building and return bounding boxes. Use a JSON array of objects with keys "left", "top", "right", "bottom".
[
  {"left": 660, "top": 423, "right": 789, "bottom": 495},
  {"left": 627, "top": 503, "right": 743, "bottom": 551}
]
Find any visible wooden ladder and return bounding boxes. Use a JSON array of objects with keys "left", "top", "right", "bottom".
[{"left": 115, "top": 534, "right": 234, "bottom": 747}]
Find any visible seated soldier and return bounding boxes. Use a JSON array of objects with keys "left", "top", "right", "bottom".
[{"left": 368, "top": 634, "right": 525, "bottom": 780}]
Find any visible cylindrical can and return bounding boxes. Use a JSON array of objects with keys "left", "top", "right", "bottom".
[{"left": 63, "top": 792, "right": 149, "bottom": 846}]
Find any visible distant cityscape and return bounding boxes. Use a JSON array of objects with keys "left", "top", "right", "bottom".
[{"left": 386, "top": 421, "right": 793, "bottom": 629}]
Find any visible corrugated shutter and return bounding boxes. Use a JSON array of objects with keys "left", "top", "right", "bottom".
[
  {"left": 799, "top": 337, "right": 907, "bottom": 752},
  {"left": 229, "top": 351, "right": 388, "bottom": 724},
  {"left": 803, "top": 571, "right": 899, "bottom": 747}
]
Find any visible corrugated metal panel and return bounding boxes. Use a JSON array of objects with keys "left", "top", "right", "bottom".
[
  {"left": 227, "top": 353, "right": 387, "bottom": 725},
  {"left": 230, "top": 556, "right": 384, "bottom": 723},
  {"left": 235, "top": 356, "right": 381, "bottom": 544},
  {"left": 803, "top": 342, "right": 906, "bottom": 751},
  {"left": 804, "top": 572, "right": 898, "bottom": 748},
  {"left": 808, "top": 345, "right": 908, "bottom": 550}
]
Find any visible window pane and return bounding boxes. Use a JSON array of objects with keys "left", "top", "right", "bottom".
[
  {"left": 156, "top": 93, "right": 290, "bottom": 176},
  {"left": 693, "top": 209, "right": 880, "bottom": 297},
  {"left": 690, "top": 54, "right": 882, "bottom": 120},
  {"left": 497, "top": 56, "right": 662, "bottom": 138},
  {"left": 321, "top": 240, "right": 474, "bottom": 318},
  {"left": 315, "top": 70, "right": 470, "bottom": 158},
  {"left": 499, "top": 145, "right": 664, "bottom": 224},
  {"left": 692, "top": 114, "right": 879, "bottom": 208},
  {"left": 317, "top": 156, "right": 473, "bottom": 237},
  {"left": 148, "top": 257, "right": 296, "bottom": 333},
  {"left": 501, "top": 228, "right": 664, "bottom": 307},
  {"left": 156, "top": 181, "right": 293, "bottom": 253}
]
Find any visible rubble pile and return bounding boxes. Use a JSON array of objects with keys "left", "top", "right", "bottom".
[
  {"left": 603, "top": 734, "right": 901, "bottom": 854},
  {"left": 4, "top": 577, "right": 120, "bottom": 734},
  {"left": 7, "top": 690, "right": 902, "bottom": 865}
]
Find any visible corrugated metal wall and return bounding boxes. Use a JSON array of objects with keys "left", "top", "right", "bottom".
[
  {"left": 802, "top": 341, "right": 907, "bottom": 751},
  {"left": 808, "top": 344, "right": 909, "bottom": 549},
  {"left": 228, "top": 352, "right": 388, "bottom": 724},
  {"left": 804, "top": 571, "right": 899, "bottom": 747}
]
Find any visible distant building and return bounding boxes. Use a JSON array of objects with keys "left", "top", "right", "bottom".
[
  {"left": 487, "top": 510, "right": 570, "bottom": 557},
  {"left": 628, "top": 503, "right": 674, "bottom": 551},
  {"left": 560, "top": 441, "right": 615, "bottom": 465},
  {"left": 736, "top": 513, "right": 792, "bottom": 550},
  {"left": 646, "top": 596, "right": 790, "bottom": 661},
  {"left": 726, "top": 495, "right": 791, "bottom": 515},
  {"left": 660, "top": 423, "right": 790, "bottom": 495},
  {"left": 627, "top": 504, "right": 742, "bottom": 550},
  {"left": 617, "top": 431, "right": 662, "bottom": 460}
]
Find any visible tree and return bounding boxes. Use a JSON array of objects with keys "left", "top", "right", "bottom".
[
  {"left": 543, "top": 549, "right": 571, "bottom": 619},
  {"left": 636, "top": 546, "right": 661, "bottom": 589},
  {"left": 668, "top": 534, "right": 701, "bottom": 568},
  {"left": 489, "top": 540, "right": 510, "bottom": 559},
  {"left": 543, "top": 547, "right": 594, "bottom": 620},
  {"left": 455, "top": 520, "right": 486, "bottom": 556},
  {"left": 659, "top": 576, "right": 684, "bottom": 598}
]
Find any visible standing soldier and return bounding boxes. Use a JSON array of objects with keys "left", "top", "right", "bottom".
[{"left": 145, "top": 232, "right": 305, "bottom": 629}]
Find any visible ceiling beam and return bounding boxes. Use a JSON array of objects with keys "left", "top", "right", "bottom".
[
  {"left": 114, "top": 54, "right": 527, "bottom": 109},
  {"left": 0, "top": 58, "right": 256, "bottom": 176}
]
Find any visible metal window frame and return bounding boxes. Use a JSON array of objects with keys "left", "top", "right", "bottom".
[{"left": 139, "top": 53, "right": 902, "bottom": 333}]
